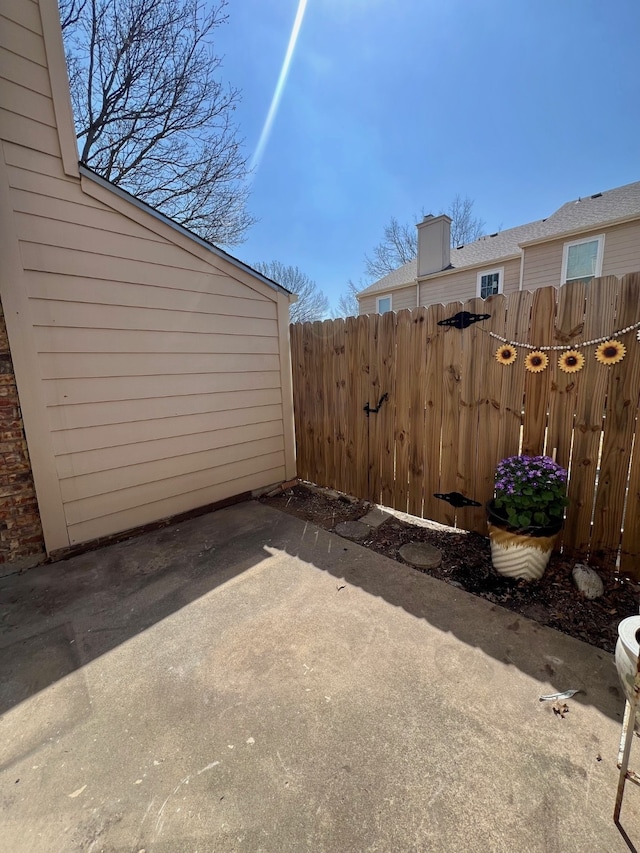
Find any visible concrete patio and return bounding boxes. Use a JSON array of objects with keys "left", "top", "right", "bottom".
[{"left": 0, "top": 500, "right": 638, "bottom": 852}]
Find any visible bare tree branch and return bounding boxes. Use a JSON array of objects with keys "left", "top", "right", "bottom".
[
  {"left": 446, "top": 194, "right": 485, "bottom": 247},
  {"left": 59, "top": 0, "right": 88, "bottom": 30},
  {"left": 253, "top": 261, "right": 329, "bottom": 324},
  {"left": 364, "top": 216, "right": 417, "bottom": 281},
  {"left": 364, "top": 197, "right": 485, "bottom": 279},
  {"left": 60, "top": 0, "right": 255, "bottom": 245},
  {"left": 332, "top": 279, "right": 361, "bottom": 319}
]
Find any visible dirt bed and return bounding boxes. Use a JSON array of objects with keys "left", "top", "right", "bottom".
[{"left": 260, "top": 483, "right": 639, "bottom": 654}]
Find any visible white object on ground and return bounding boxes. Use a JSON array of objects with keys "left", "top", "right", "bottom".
[{"left": 572, "top": 563, "right": 604, "bottom": 599}]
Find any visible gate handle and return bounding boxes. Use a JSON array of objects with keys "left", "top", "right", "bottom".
[{"left": 364, "top": 393, "right": 388, "bottom": 417}]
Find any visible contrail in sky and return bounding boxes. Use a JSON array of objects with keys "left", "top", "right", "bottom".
[{"left": 250, "top": 0, "right": 309, "bottom": 172}]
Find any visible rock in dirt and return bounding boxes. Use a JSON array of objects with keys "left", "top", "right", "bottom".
[
  {"left": 358, "top": 507, "right": 392, "bottom": 528},
  {"left": 335, "top": 521, "right": 370, "bottom": 541},
  {"left": 399, "top": 542, "right": 442, "bottom": 569},
  {"left": 572, "top": 563, "right": 604, "bottom": 600}
]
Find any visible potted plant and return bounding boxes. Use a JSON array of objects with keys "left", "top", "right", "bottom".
[{"left": 487, "top": 455, "right": 569, "bottom": 581}]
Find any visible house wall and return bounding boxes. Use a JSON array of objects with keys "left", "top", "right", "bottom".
[
  {"left": 0, "top": 0, "right": 294, "bottom": 552},
  {"left": 359, "top": 285, "right": 417, "bottom": 315},
  {"left": 419, "top": 257, "right": 521, "bottom": 306},
  {"left": 522, "top": 220, "right": 640, "bottom": 290}
]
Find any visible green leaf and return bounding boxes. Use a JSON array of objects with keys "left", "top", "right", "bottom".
[
  {"left": 533, "top": 512, "right": 546, "bottom": 525},
  {"left": 518, "top": 512, "right": 532, "bottom": 527}
]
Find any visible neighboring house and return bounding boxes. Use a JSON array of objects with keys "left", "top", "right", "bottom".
[
  {"left": 358, "top": 181, "right": 640, "bottom": 314},
  {"left": 0, "top": 0, "right": 296, "bottom": 561}
]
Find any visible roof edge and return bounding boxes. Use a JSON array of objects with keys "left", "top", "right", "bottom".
[
  {"left": 78, "top": 165, "right": 292, "bottom": 298},
  {"left": 357, "top": 276, "right": 417, "bottom": 298},
  {"left": 517, "top": 212, "right": 640, "bottom": 248},
  {"left": 417, "top": 253, "right": 521, "bottom": 282}
]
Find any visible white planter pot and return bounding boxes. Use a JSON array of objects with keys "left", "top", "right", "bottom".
[
  {"left": 615, "top": 615, "right": 640, "bottom": 730},
  {"left": 487, "top": 523, "right": 558, "bottom": 581}
]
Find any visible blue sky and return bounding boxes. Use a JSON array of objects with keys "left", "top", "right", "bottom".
[{"left": 214, "top": 0, "right": 640, "bottom": 311}]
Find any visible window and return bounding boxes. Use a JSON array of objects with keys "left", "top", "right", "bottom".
[
  {"left": 477, "top": 267, "right": 504, "bottom": 299},
  {"left": 562, "top": 235, "right": 604, "bottom": 284},
  {"left": 376, "top": 294, "right": 392, "bottom": 313}
]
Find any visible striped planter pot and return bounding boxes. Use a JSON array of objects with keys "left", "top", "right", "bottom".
[
  {"left": 487, "top": 524, "right": 558, "bottom": 581},
  {"left": 486, "top": 502, "right": 562, "bottom": 581}
]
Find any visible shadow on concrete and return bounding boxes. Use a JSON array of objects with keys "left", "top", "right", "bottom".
[{"left": 0, "top": 500, "right": 628, "bottom": 741}]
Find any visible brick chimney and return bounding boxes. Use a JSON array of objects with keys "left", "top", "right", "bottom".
[{"left": 416, "top": 214, "right": 452, "bottom": 277}]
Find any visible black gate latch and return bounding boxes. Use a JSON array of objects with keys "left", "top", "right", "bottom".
[{"left": 364, "top": 393, "right": 388, "bottom": 417}]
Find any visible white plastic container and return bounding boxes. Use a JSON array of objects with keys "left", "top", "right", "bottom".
[{"left": 615, "top": 615, "right": 640, "bottom": 729}]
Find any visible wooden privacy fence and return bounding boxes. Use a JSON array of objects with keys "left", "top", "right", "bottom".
[{"left": 290, "top": 273, "right": 640, "bottom": 578}]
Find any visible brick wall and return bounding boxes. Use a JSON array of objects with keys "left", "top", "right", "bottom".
[{"left": 0, "top": 299, "right": 45, "bottom": 573}]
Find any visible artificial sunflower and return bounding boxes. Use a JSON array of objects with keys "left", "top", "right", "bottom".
[
  {"left": 558, "top": 350, "right": 585, "bottom": 373},
  {"left": 595, "top": 339, "right": 626, "bottom": 366},
  {"left": 495, "top": 344, "right": 517, "bottom": 365},
  {"left": 525, "top": 351, "right": 548, "bottom": 373}
]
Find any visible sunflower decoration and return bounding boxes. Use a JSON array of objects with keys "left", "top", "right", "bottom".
[
  {"left": 595, "top": 339, "right": 626, "bottom": 366},
  {"left": 558, "top": 350, "right": 585, "bottom": 374},
  {"left": 525, "top": 351, "right": 549, "bottom": 373},
  {"left": 495, "top": 344, "right": 517, "bottom": 366}
]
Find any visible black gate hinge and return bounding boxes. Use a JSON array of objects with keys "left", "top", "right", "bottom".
[
  {"left": 364, "top": 393, "right": 388, "bottom": 417},
  {"left": 438, "top": 311, "right": 490, "bottom": 330},
  {"left": 434, "top": 492, "right": 481, "bottom": 508}
]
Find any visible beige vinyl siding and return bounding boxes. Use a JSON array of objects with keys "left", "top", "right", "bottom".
[
  {"left": 391, "top": 286, "right": 418, "bottom": 311},
  {"left": 418, "top": 257, "right": 521, "bottom": 306},
  {"left": 522, "top": 220, "right": 640, "bottom": 290},
  {"left": 0, "top": 0, "right": 294, "bottom": 549},
  {"left": 601, "top": 220, "right": 640, "bottom": 278},
  {"left": 359, "top": 294, "right": 376, "bottom": 315},
  {"left": 358, "top": 285, "right": 417, "bottom": 315}
]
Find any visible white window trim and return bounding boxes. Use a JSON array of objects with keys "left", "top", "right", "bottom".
[
  {"left": 376, "top": 294, "right": 392, "bottom": 313},
  {"left": 476, "top": 267, "right": 504, "bottom": 298},
  {"left": 561, "top": 234, "right": 605, "bottom": 284}
]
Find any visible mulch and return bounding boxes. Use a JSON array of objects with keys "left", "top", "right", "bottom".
[{"left": 260, "top": 482, "right": 639, "bottom": 654}]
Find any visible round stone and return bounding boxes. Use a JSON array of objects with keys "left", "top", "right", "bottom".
[
  {"left": 399, "top": 542, "right": 442, "bottom": 569},
  {"left": 334, "top": 521, "right": 370, "bottom": 541}
]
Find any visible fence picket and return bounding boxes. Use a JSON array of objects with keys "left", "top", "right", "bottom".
[
  {"left": 621, "top": 400, "right": 640, "bottom": 579},
  {"left": 290, "top": 324, "right": 305, "bottom": 480},
  {"left": 356, "top": 315, "right": 371, "bottom": 500},
  {"left": 408, "top": 308, "right": 428, "bottom": 517},
  {"left": 546, "top": 280, "right": 587, "bottom": 471},
  {"left": 378, "top": 310, "right": 397, "bottom": 508},
  {"left": 591, "top": 273, "right": 640, "bottom": 562},
  {"left": 367, "top": 314, "right": 382, "bottom": 503},
  {"left": 564, "top": 276, "right": 619, "bottom": 555},
  {"left": 497, "top": 290, "right": 533, "bottom": 462},
  {"left": 522, "top": 287, "right": 556, "bottom": 456},
  {"left": 456, "top": 297, "right": 485, "bottom": 532},
  {"left": 345, "top": 317, "right": 360, "bottom": 499},
  {"left": 393, "top": 310, "right": 413, "bottom": 513},
  {"left": 476, "top": 294, "right": 508, "bottom": 518},
  {"left": 440, "top": 301, "right": 464, "bottom": 527},
  {"left": 423, "top": 303, "right": 446, "bottom": 524},
  {"left": 332, "top": 318, "right": 347, "bottom": 494}
]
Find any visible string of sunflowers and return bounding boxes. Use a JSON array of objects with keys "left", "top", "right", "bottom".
[{"left": 491, "top": 322, "right": 640, "bottom": 374}]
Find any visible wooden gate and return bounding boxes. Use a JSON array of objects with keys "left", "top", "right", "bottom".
[{"left": 290, "top": 275, "right": 640, "bottom": 576}]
